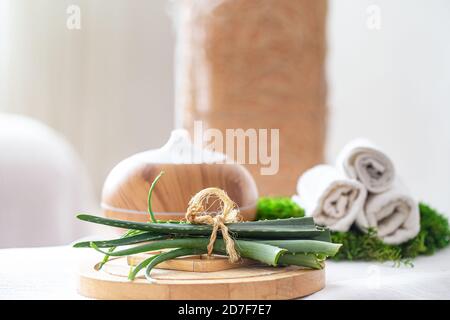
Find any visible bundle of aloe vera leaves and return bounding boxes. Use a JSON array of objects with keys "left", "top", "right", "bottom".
[
  {"left": 74, "top": 174, "right": 341, "bottom": 281},
  {"left": 74, "top": 215, "right": 341, "bottom": 279}
]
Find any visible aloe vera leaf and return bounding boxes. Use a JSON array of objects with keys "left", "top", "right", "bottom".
[
  {"left": 90, "top": 238, "right": 286, "bottom": 267},
  {"left": 147, "top": 171, "right": 164, "bottom": 223},
  {"left": 309, "top": 228, "right": 331, "bottom": 242},
  {"left": 237, "top": 217, "right": 315, "bottom": 226},
  {"left": 95, "top": 229, "right": 144, "bottom": 270},
  {"left": 75, "top": 229, "right": 331, "bottom": 250},
  {"left": 229, "top": 225, "right": 326, "bottom": 239},
  {"left": 229, "top": 224, "right": 319, "bottom": 231},
  {"left": 255, "top": 240, "right": 342, "bottom": 256},
  {"left": 128, "top": 254, "right": 159, "bottom": 280},
  {"left": 76, "top": 215, "right": 317, "bottom": 231},
  {"left": 278, "top": 253, "right": 324, "bottom": 269},
  {"left": 77, "top": 214, "right": 325, "bottom": 239},
  {"left": 73, "top": 232, "right": 168, "bottom": 248},
  {"left": 73, "top": 228, "right": 331, "bottom": 250},
  {"left": 144, "top": 248, "right": 206, "bottom": 281},
  {"left": 232, "top": 240, "right": 286, "bottom": 266}
]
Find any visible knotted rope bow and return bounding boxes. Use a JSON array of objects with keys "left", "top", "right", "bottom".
[{"left": 185, "top": 188, "right": 242, "bottom": 263}]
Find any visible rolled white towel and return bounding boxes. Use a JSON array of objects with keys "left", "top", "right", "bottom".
[
  {"left": 356, "top": 178, "right": 420, "bottom": 245},
  {"left": 336, "top": 138, "right": 395, "bottom": 193},
  {"left": 292, "top": 164, "right": 367, "bottom": 232}
]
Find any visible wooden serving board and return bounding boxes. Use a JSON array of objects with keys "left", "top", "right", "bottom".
[
  {"left": 78, "top": 256, "right": 325, "bottom": 300},
  {"left": 127, "top": 253, "right": 255, "bottom": 272}
]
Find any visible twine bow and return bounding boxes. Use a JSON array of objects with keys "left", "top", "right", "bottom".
[{"left": 185, "top": 188, "right": 241, "bottom": 263}]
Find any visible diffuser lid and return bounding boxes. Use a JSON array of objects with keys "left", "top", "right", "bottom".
[
  {"left": 101, "top": 130, "right": 258, "bottom": 222},
  {"left": 133, "top": 129, "right": 227, "bottom": 164}
]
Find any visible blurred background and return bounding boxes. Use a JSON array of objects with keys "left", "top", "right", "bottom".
[{"left": 1, "top": 0, "right": 449, "bottom": 248}]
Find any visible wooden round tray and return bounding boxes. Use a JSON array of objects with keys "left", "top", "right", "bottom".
[{"left": 78, "top": 256, "right": 325, "bottom": 300}]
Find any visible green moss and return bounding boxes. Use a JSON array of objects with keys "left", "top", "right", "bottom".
[
  {"left": 401, "top": 203, "right": 450, "bottom": 256},
  {"left": 330, "top": 228, "right": 404, "bottom": 264},
  {"left": 256, "top": 198, "right": 450, "bottom": 264},
  {"left": 256, "top": 197, "right": 305, "bottom": 220}
]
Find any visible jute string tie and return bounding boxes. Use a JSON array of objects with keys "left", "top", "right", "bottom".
[{"left": 185, "top": 188, "right": 241, "bottom": 263}]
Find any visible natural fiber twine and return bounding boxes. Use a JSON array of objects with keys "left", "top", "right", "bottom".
[{"left": 185, "top": 188, "right": 242, "bottom": 263}]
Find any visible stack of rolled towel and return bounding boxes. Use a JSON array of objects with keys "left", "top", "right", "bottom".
[{"left": 292, "top": 138, "right": 420, "bottom": 245}]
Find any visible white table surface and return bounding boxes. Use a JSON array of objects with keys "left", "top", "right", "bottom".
[{"left": 1, "top": 245, "right": 449, "bottom": 299}]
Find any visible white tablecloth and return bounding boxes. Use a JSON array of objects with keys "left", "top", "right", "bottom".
[{"left": 1, "top": 246, "right": 449, "bottom": 299}]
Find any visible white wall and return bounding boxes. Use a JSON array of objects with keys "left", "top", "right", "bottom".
[
  {"left": 327, "top": 0, "right": 450, "bottom": 214},
  {"left": 0, "top": 0, "right": 175, "bottom": 195},
  {"left": 1, "top": 0, "right": 449, "bottom": 215}
]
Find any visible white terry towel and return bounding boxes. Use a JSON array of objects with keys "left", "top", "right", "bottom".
[
  {"left": 356, "top": 178, "right": 420, "bottom": 245},
  {"left": 336, "top": 138, "right": 395, "bottom": 193},
  {"left": 292, "top": 164, "right": 367, "bottom": 232}
]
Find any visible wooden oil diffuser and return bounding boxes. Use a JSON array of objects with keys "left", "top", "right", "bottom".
[{"left": 101, "top": 130, "right": 259, "bottom": 222}]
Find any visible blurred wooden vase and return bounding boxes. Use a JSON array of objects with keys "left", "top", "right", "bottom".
[
  {"left": 175, "top": 0, "right": 328, "bottom": 196},
  {"left": 101, "top": 130, "right": 258, "bottom": 223}
]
